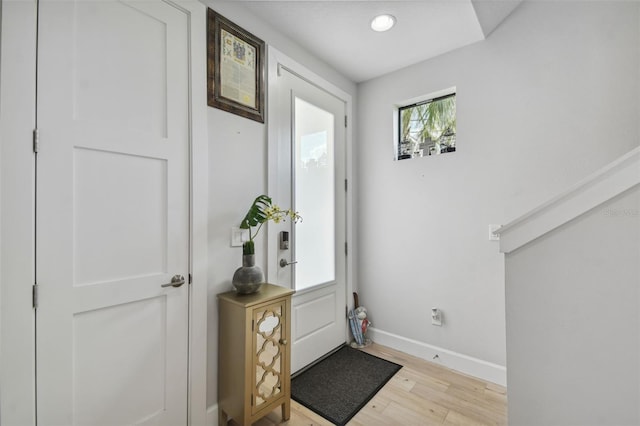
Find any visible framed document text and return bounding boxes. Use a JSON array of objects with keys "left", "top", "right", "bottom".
[{"left": 207, "top": 9, "right": 265, "bottom": 123}]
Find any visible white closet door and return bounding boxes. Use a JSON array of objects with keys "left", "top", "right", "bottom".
[{"left": 36, "top": 1, "right": 190, "bottom": 424}]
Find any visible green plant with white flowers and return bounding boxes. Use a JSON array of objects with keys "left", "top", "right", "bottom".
[{"left": 239, "top": 195, "right": 302, "bottom": 255}]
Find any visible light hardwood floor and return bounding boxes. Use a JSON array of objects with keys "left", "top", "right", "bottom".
[{"left": 244, "top": 343, "right": 507, "bottom": 426}]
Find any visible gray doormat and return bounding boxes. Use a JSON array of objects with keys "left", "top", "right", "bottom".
[{"left": 291, "top": 345, "right": 402, "bottom": 425}]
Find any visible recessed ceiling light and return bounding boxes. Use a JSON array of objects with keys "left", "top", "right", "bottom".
[{"left": 370, "top": 14, "right": 396, "bottom": 32}]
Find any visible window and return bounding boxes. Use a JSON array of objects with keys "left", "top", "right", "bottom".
[{"left": 397, "top": 93, "right": 456, "bottom": 160}]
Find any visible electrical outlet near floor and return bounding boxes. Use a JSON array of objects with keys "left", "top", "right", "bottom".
[{"left": 431, "top": 307, "right": 443, "bottom": 326}]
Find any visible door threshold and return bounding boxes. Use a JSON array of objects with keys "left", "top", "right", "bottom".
[{"left": 291, "top": 343, "right": 346, "bottom": 379}]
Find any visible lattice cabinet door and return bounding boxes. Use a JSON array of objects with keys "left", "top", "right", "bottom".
[{"left": 252, "top": 299, "right": 287, "bottom": 415}]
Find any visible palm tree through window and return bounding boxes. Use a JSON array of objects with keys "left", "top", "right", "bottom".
[{"left": 398, "top": 93, "right": 456, "bottom": 160}]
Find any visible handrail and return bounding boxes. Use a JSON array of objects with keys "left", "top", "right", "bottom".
[{"left": 495, "top": 146, "right": 640, "bottom": 253}]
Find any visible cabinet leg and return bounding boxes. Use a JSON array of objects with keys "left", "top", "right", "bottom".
[
  {"left": 218, "top": 408, "right": 228, "bottom": 426},
  {"left": 281, "top": 399, "right": 291, "bottom": 421}
]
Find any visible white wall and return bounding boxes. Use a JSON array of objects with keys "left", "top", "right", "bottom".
[
  {"left": 201, "top": 0, "right": 357, "bottom": 410},
  {"left": 356, "top": 0, "right": 639, "bottom": 380},
  {"left": 505, "top": 186, "right": 640, "bottom": 425}
]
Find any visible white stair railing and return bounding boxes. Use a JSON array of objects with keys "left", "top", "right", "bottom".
[{"left": 494, "top": 146, "right": 640, "bottom": 253}]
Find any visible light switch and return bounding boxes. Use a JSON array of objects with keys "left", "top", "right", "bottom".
[
  {"left": 489, "top": 224, "right": 501, "bottom": 241},
  {"left": 231, "top": 227, "right": 248, "bottom": 247}
]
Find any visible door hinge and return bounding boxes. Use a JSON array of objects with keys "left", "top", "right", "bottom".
[
  {"left": 345, "top": 242, "right": 348, "bottom": 256},
  {"left": 188, "top": 273, "right": 192, "bottom": 284},
  {"left": 344, "top": 115, "right": 348, "bottom": 128},
  {"left": 33, "top": 128, "right": 40, "bottom": 153},
  {"left": 251, "top": 394, "right": 254, "bottom": 406},
  {"left": 32, "top": 284, "right": 39, "bottom": 309},
  {"left": 344, "top": 179, "right": 348, "bottom": 192},
  {"left": 252, "top": 319, "right": 255, "bottom": 332}
]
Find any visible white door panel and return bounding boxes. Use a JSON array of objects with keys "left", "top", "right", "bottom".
[
  {"left": 73, "top": 148, "right": 169, "bottom": 285},
  {"left": 36, "top": 1, "right": 190, "bottom": 424},
  {"left": 293, "top": 291, "right": 337, "bottom": 341},
  {"left": 73, "top": 297, "right": 168, "bottom": 426},
  {"left": 270, "top": 66, "right": 347, "bottom": 373}
]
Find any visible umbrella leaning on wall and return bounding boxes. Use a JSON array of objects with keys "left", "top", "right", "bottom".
[{"left": 349, "top": 292, "right": 371, "bottom": 348}]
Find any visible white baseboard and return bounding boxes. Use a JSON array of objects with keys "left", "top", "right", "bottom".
[
  {"left": 206, "top": 404, "right": 218, "bottom": 426},
  {"left": 368, "top": 327, "right": 507, "bottom": 387}
]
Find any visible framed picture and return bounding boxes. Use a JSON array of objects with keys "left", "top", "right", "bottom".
[{"left": 207, "top": 9, "right": 265, "bottom": 123}]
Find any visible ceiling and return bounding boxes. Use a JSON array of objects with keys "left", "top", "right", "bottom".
[{"left": 236, "top": 0, "right": 522, "bottom": 83}]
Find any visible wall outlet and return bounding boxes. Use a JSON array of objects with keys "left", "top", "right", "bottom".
[{"left": 431, "top": 308, "right": 443, "bottom": 326}]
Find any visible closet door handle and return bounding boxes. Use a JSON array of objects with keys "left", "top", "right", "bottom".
[{"left": 161, "top": 275, "right": 185, "bottom": 288}]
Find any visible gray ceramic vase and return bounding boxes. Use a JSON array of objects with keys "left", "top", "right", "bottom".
[{"left": 232, "top": 254, "right": 264, "bottom": 294}]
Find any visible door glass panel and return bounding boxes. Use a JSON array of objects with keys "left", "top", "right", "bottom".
[{"left": 294, "top": 97, "right": 335, "bottom": 291}]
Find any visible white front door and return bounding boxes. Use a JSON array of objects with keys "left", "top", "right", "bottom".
[
  {"left": 270, "top": 64, "right": 348, "bottom": 373},
  {"left": 36, "top": 1, "right": 190, "bottom": 425}
]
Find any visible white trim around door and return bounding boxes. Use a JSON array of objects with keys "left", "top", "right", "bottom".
[{"left": 0, "top": 1, "right": 38, "bottom": 423}]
